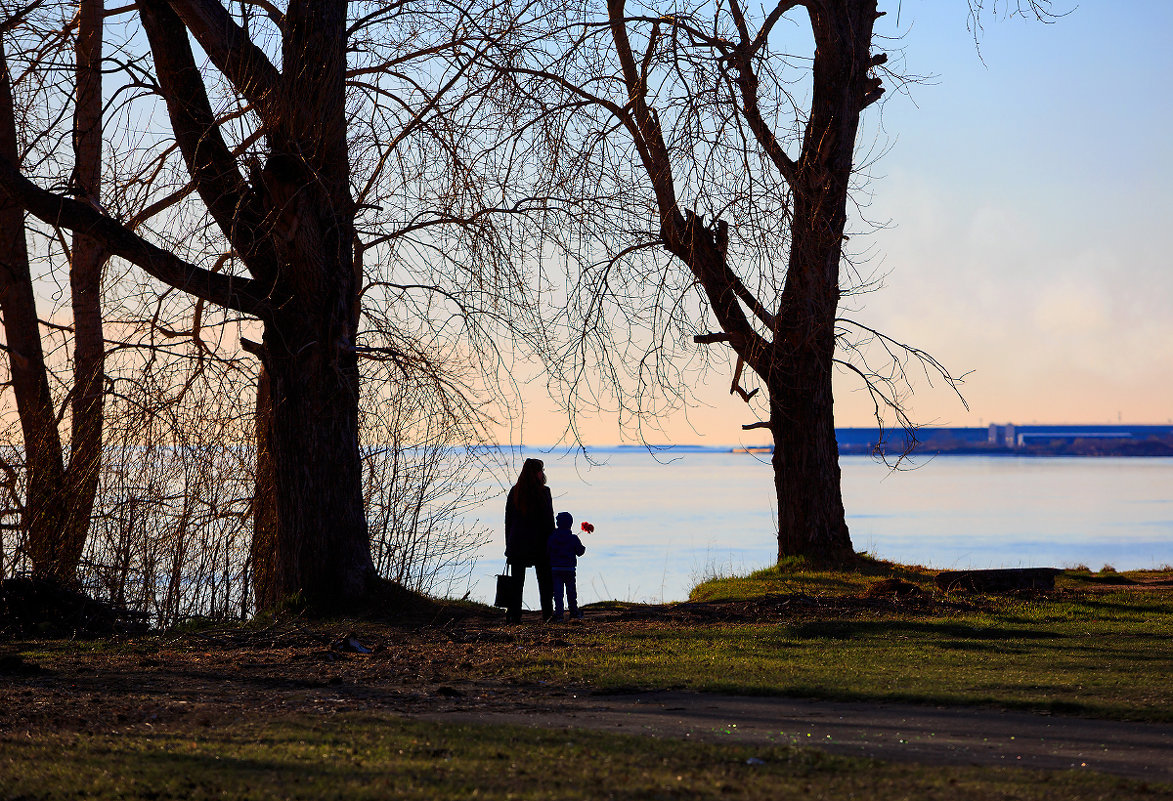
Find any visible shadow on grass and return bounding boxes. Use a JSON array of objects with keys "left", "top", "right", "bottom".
[
  {"left": 1067, "top": 595, "right": 1173, "bottom": 615},
  {"left": 783, "top": 620, "right": 1057, "bottom": 642},
  {"left": 1, "top": 731, "right": 346, "bottom": 796},
  {"left": 1065, "top": 573, "right": 1139, "bottom": 586},
  {"left": 1, "top": 717, "right": 876, "bottom": 801},
  {"left": 675, "top": 671, "right": 1105, "bottom": 714}
]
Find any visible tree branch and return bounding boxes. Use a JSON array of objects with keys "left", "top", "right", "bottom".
[
  {"left": 730, "top": 355, "right": 759, "bottom": 402},
  {"left": 0, "top": 155, "right": 268, "bottom": 316},
  {"left": 681, "top": 211, "right": 775, "bottom": 355},
  {"left": 748, "top": 0, "right": 802, "bottom": 58},
  {"left": 727, "top": 36, "right": 797, "bottom": 184},
  {"left": 693, "top": 332, "right": 741, "bottom": 345},
  {"left": 156, "top": 0, "right": 282, "bottom": 125},
  {"left": 606, "top": 0, "right": 680, "bottom": 223},
  {"left": 0, "top": 1, "right": 49, "bottom": 35},
  {"left": 139, "top": 0, "right": 277, "bottom": 278}
]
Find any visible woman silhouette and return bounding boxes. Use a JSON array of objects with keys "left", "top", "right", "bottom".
[{"left": 503, "top": 458, "right": 555, "bottom": 623}]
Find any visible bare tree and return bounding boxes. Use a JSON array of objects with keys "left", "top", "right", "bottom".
[
  {"left": 63, "top": 0, "right": 106, "bottom": 581},
  {"left": 506, "top": 0, "right": 1051, "bottom": 562},
  {"left": 0, "top": 0, "right": 537, "bottom": 611},
  {"left": 0, "top": 0, "right": 106, "bottom": 585}
]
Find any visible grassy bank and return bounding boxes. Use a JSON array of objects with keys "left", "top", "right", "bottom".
[{"left": 496, "top": 560, "right": 1173, "bottom": 721}]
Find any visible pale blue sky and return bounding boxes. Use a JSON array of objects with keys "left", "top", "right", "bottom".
[
  {"left": 517, "top": 1, "right": 1173, "bottom": 445},
  {"left": 844, "top": 1, "right": 1173, "bottom": 430}
]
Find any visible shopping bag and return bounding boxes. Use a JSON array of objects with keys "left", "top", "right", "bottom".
[{"left": 493, "top": 562, "right": 518, "bottom": 608}]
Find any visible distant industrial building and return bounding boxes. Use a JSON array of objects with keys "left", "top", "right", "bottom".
[
  {"left": 988, "top": 423, "right": 1014, "bottom": 447},
  {"left": 986, "top": 423, "right": 1171, "bottom": 450},
  {"left": 835, "top": 424, "right": 1173, "bottom": 456}
]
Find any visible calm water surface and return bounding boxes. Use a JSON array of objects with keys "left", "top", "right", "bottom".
[{"left": 464, "top": 450, "right": 1173, "bottom": 609}]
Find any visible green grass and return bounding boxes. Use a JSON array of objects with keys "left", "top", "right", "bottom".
[
  {"left": 689, "top": 557, "right": 1173, "bottom": 601},
  {"left": 6, "top": 559, "right": 1172, "bottom": 799},
  {"left": 2, "top": 714, "right": 1169, "bottom": 801},
  {"left": 496, "top": 560, "right": 1173, "bottom": 721},
  {"left": 688, "top": 554, "right": 938, "bottom": 599},
  {"left": 522, "top": 616, "right": 1173, "bottom": 720}
]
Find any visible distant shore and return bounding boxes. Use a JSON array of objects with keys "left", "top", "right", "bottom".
[
  {"left": 835, "top": 440, "right": 1173, "bottom": 458},
  {"left": 837, "top": 423, "right": 1173, "bottom": 458},
  {"left": 729, "top": 423, "right": 1173, "bottom": 457},
  {"left": 526, "top": 424, "right": 1173, "bottom": 457}
]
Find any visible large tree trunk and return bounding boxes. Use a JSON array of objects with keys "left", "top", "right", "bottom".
[
  {"left": 767, "top": 0, "right": 877, "bottom": 563},
  {"left": 768, "top": 293, "right": 852, "bottom": 561},
  {"left": 139, "top": 0, "right": 378, "bottom": 612},
  {"left": 769, "top": 190, "right": 852, "bottom": 562},
  {"left": 248, "top": 325, "right": 376, "bottom": 613},
  {"left": 248, "top": 1, "right": 377, "bottom": 611},
  {"left": 261, "top": 301, "right": 376, "bottom": 610}
]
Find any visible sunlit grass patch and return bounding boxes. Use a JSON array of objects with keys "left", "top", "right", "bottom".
[
  {"left": 523, "top": 608, "right": 1173, "bottom": 721},
  {"left": 516, "top": 560, "right": 1173, "bottom": 722},
  {"left": 688, "top": 554, "right": 937, "bottom": 601}
]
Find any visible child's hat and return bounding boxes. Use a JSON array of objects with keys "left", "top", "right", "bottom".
[{"left": 556, "top": 511, "right": 573, "bottom": 528}]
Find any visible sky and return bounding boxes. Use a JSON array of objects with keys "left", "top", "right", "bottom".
[{"left": 513, "top": 1, "right": 1173, "bottom": 447}]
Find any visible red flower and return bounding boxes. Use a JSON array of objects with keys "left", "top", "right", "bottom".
[{"left": 581, "top": 521, "right": 595, "bottom": 533}]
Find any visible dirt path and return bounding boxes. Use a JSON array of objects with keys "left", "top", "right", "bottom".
[{"left": 416, "top": 690, "right": 1173, "bottom": 783}]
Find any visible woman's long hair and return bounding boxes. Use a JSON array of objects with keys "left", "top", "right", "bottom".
[{"left": 511, "top": 458, "right": 545, "bottom": 515}]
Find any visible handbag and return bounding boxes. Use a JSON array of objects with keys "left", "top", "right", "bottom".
[{"left": 493, "top": 562, "right": 519, "bottom": 608}]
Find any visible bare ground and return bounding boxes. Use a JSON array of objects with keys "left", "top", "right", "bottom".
[{"left": 2, "top": 593, "right": 1171, "bottom": 785}]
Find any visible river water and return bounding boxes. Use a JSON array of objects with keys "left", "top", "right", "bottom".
[{"left": 462, "top": 449, "right": 1173, "bottom": 610}]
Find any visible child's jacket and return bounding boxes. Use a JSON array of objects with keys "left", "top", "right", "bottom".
[{"left": 547, "top": 527, "right": 586, "bottom": 571}]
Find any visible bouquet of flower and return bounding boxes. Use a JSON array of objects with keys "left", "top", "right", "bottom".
[{"left": 581, "top": 521, "right": 595, "bottom": 534}]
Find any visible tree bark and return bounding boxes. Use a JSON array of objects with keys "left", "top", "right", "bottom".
[
  {"left": 261, "top": 317, "right": 376, "bottom": 610},
  {"left": 768, "top": 322, "right": 852, "bottom": 561},
  {"left": 761, "top": 0, "right": 876, "bottom": 563},
  {"left": 249, "top": 294, "right": 377, "bottom": 613},
  {"left": 250, "top": 362, "right": 278, "bottom": 609},
  {"left": 0, "top": 36, "right": 72, "bottom": 581},
  {"left": 248, "top": 1, "right": 377, "bottom": 611},
  {"left": 59, "top": 0, "right": 108, "bottom": 579}
]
